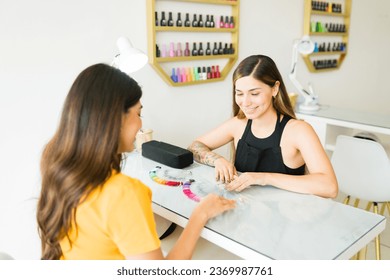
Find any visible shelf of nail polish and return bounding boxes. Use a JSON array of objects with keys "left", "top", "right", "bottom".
[
  {"left": 170, "top": 65, "right": 221, "bottom": 84},
  {"left": 311, "top": 1, "right": 344, "bottom": 14},
  {"left": 302, "top": 0, "right": 351, "bottom": 72},
  {"left": 147, "top": 0, "right": 240, "bottom": 86},
  {"left": 156, "top": 11, "right": 236, "bottom": 30},
  {"left": 156, "top": 42, "right": 235, "bottom": 59},
  {"left": 310, "top": 22, "right": 347, "bottom": 34},
  {"left": 312, "top": 42, "right": 346, "bottom": 53},
  {"left": 312, "top": 59, "right": 339, "bottom": 70}
]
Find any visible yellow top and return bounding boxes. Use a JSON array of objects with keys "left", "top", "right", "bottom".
[{"left": 60, "top": 172, "right": 160, "bottom": 259}]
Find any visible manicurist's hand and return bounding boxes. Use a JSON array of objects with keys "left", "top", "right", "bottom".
[
  {"left": 194, "top": 193, "right": 236, "bottom": 222},
  {"left": 225, "top": 172, "right": 264, "bottom": 192},
  {"left": 214, "top": 157, "right": 237, "bottom": 184}
]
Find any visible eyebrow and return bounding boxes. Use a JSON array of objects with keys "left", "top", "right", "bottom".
[{"left": 235, "top": 87, "right": 262, "bottom": 92}]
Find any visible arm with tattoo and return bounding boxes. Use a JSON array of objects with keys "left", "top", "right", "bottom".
[{"left": 188, "top": 141, "right": 222, "bottom": 167}]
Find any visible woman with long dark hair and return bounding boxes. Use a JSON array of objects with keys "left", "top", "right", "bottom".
[
  {"left": 37, "top": 63, "right": 235, "bottom": 260},
  {"left": 188, "top": 55, "right": 337, "bottom": 198}
]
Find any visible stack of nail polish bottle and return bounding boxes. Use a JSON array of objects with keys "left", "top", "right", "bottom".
[{"left": 170, "top": 65, "right": 221, "bottom": 83}]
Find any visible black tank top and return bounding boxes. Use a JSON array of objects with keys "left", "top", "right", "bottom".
[{"left": 234, "top": 113, "right": 305, "bottom": 175}]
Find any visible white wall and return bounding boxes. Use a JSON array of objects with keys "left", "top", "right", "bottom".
[{"left": 0, "top": 0, "right": 389, "bottom": 259}]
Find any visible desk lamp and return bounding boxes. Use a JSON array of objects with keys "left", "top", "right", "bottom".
[
  {"left": 289, "top": 35, "right": 319, "bottom": 111},
  {"left": 112, "top": 36, "right": 148, "bottom": 74}
]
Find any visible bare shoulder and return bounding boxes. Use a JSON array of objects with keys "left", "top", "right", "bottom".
[
  {"left": 230, "top": 116, "right": 248, "bottom": 137},
  {"left": 231, "top": 116, "right": 248, "bottom": 127},
  {"left": 284, "top": 118, "right": 317, "bottom": 141}
]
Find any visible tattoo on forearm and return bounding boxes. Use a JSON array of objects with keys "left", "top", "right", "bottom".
[{"left": 188, "top": 141, "right": 222, "bottom": 167}]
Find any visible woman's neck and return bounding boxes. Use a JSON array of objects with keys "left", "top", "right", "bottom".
[{"left": 251, "top": 108, "right": 278, "bottom": 127}]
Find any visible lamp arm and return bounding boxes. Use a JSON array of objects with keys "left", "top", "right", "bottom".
[{"left": 289, "top": 42, "right": 316, "bottom": 105}]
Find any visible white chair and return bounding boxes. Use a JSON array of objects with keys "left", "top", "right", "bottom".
[{"left": 331, "top": 135, "right": 390, "bottom": 260}]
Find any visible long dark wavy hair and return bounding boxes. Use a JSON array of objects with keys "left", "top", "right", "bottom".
[
  {"left": 37, "top": 63, "right": 142, "bottom": 259},
  {"left": 232, "top": 55, "right": 296, "bottom": 119}
]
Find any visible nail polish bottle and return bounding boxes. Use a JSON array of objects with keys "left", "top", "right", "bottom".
[
  {"left": 156, "top": 44, "right": 161, "bottom": 57},
  {"left": 229, "top": 43, "right": 234, "bottom": 54},
  {"left": 160, "top": 11, "right": 167, "bottom": 26},
  {"left": 223, "top": 43, "right": 228, "bottom": 54},
  {"left": 181, "top": 67, "right": 186, "bottom": 82},
  {"left": 218, "top": 42, "right": 223, "bottom": 55},
  {"left": 310, "top": 21, "right": 316, "bottom": 33},
  {"left": 198, "top": 15, "right": 204, "bottom": 27},
  {"left": 177, "top": 68, "right": 182, "bottom": 82},
  {"left": 186, "top": 67, "right": 192, "bottom": 82},
  {"left": 224, "top": 16, "right": 229, "bottom": 28},
  {"left": 190, "top": 67, "right": 195, "bottom": 81},
  {"left": 197, "top": 67, "right": 201, "bottom": 80},
  {"left": 161, "top": 43, "right": 166, "bottom": 57},
  {"left": 155, "top": 11, "right": 159, "bottom": 26},
  {"left": 212, "top": 42, "right": 218, "bottom": 55},
  {"left": 205, "top": 42, "right": 211, "bottom": 55},
  {"left": 192, "top": 14, "right": 198, "bottom": 27},
  {"left": 176, "top": 12, "right": 182, "bottom": 27},
  {"left": 184, "top": 13, "right": 190, "bottom": 27},
  {"left": 184, "top": 42, "right": 190, "bottom": 56},
  {"left": 210, "top": 15, "right": 215, "bottom": 28},
  {"left": 202, "top": 66, "right": 207, "bottom": 80},
  {"left": 194, "top": 67, "right": 199, "bottom": 81},
  {"left": 176, "top": 42, "right": 182, "bottom": 56},
  {"left": 229, "top": 16, "right": 234, "bottom": 28},
  {"left": 211, "top": 66, "right": 216, "bottom": 78},
  {"left": 192, "top": 42, "right": 198, "bottom": 56},
  {"left": 326, "top": 42, "right": 331, "bottom": 52},
  {"left": 205, "top": 15, "right": 210, "bottom": 28},
  {"left": 207, "top": 67, "right": 211, "bottom": 79},
  {"left": 169, "top": 42, "right": 175, "bottom": 57},
  {"left": 219, "top": 15, "right": 224, "bottom": 28},
  {"left": 314, "top": 42, "right": 319, "bottom": 53},
  {"left": 171, "top": 68, "right": 177, "bottom": 83},
  {"left": 168, "top": 12, "right": 174, "bottom": 26},
  {"left": 198, "top": 42, "right": 204, "bottom": 56},
  {"left": 216, "top": 65, "right": 221, "bottom": 78}
]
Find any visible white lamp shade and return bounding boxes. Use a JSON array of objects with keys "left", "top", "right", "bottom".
[
  {"left": 297, "top": 35, "right": 315, "bottom": 55},
  {"left": 114, "top": 37, "right": 148, "bottom": 74}
]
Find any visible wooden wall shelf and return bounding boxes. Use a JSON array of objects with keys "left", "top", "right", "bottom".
[
  {"left": 303, "top": 0, "right": 352, "bottom": 72},
  {"left": 146, "top": 0, "right": 240, "bottom": 86}
]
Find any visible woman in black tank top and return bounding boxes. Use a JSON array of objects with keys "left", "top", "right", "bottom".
[{"left": 188, "top": 55, "right": 338, "bottom": 198}]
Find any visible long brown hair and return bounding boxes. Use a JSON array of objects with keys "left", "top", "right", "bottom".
[
  {"left": 37, "top": 63, "right": 142, "bottom": 259},
  {"left": 232, "top": 55, "right": 296, "bottom": 119}
]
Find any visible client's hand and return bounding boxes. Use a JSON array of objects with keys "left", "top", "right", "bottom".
[
  {"left": 225, "top": 172, "right": 263, "bottom": 192},
  {"left": 214, "top": 157, "right": 237, "bottom": 184}
]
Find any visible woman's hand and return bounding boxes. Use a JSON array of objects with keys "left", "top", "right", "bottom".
[
  {"left": 214, "top": 157, "right": 237, "bottom": 183},
  {"left": 194, "top": 193, "right": 236, "bottom": 221},
  {"left": 225, "top": 172, "right": 264, "bottom": 192}
]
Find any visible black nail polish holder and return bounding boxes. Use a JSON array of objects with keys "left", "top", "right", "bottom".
[{"left": 142, "top": 140, "right": 193, "bottom": 169}]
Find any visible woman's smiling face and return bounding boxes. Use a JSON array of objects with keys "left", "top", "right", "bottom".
[{"left": 234, "top": 75, "right": 279, "bottom": 119}]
